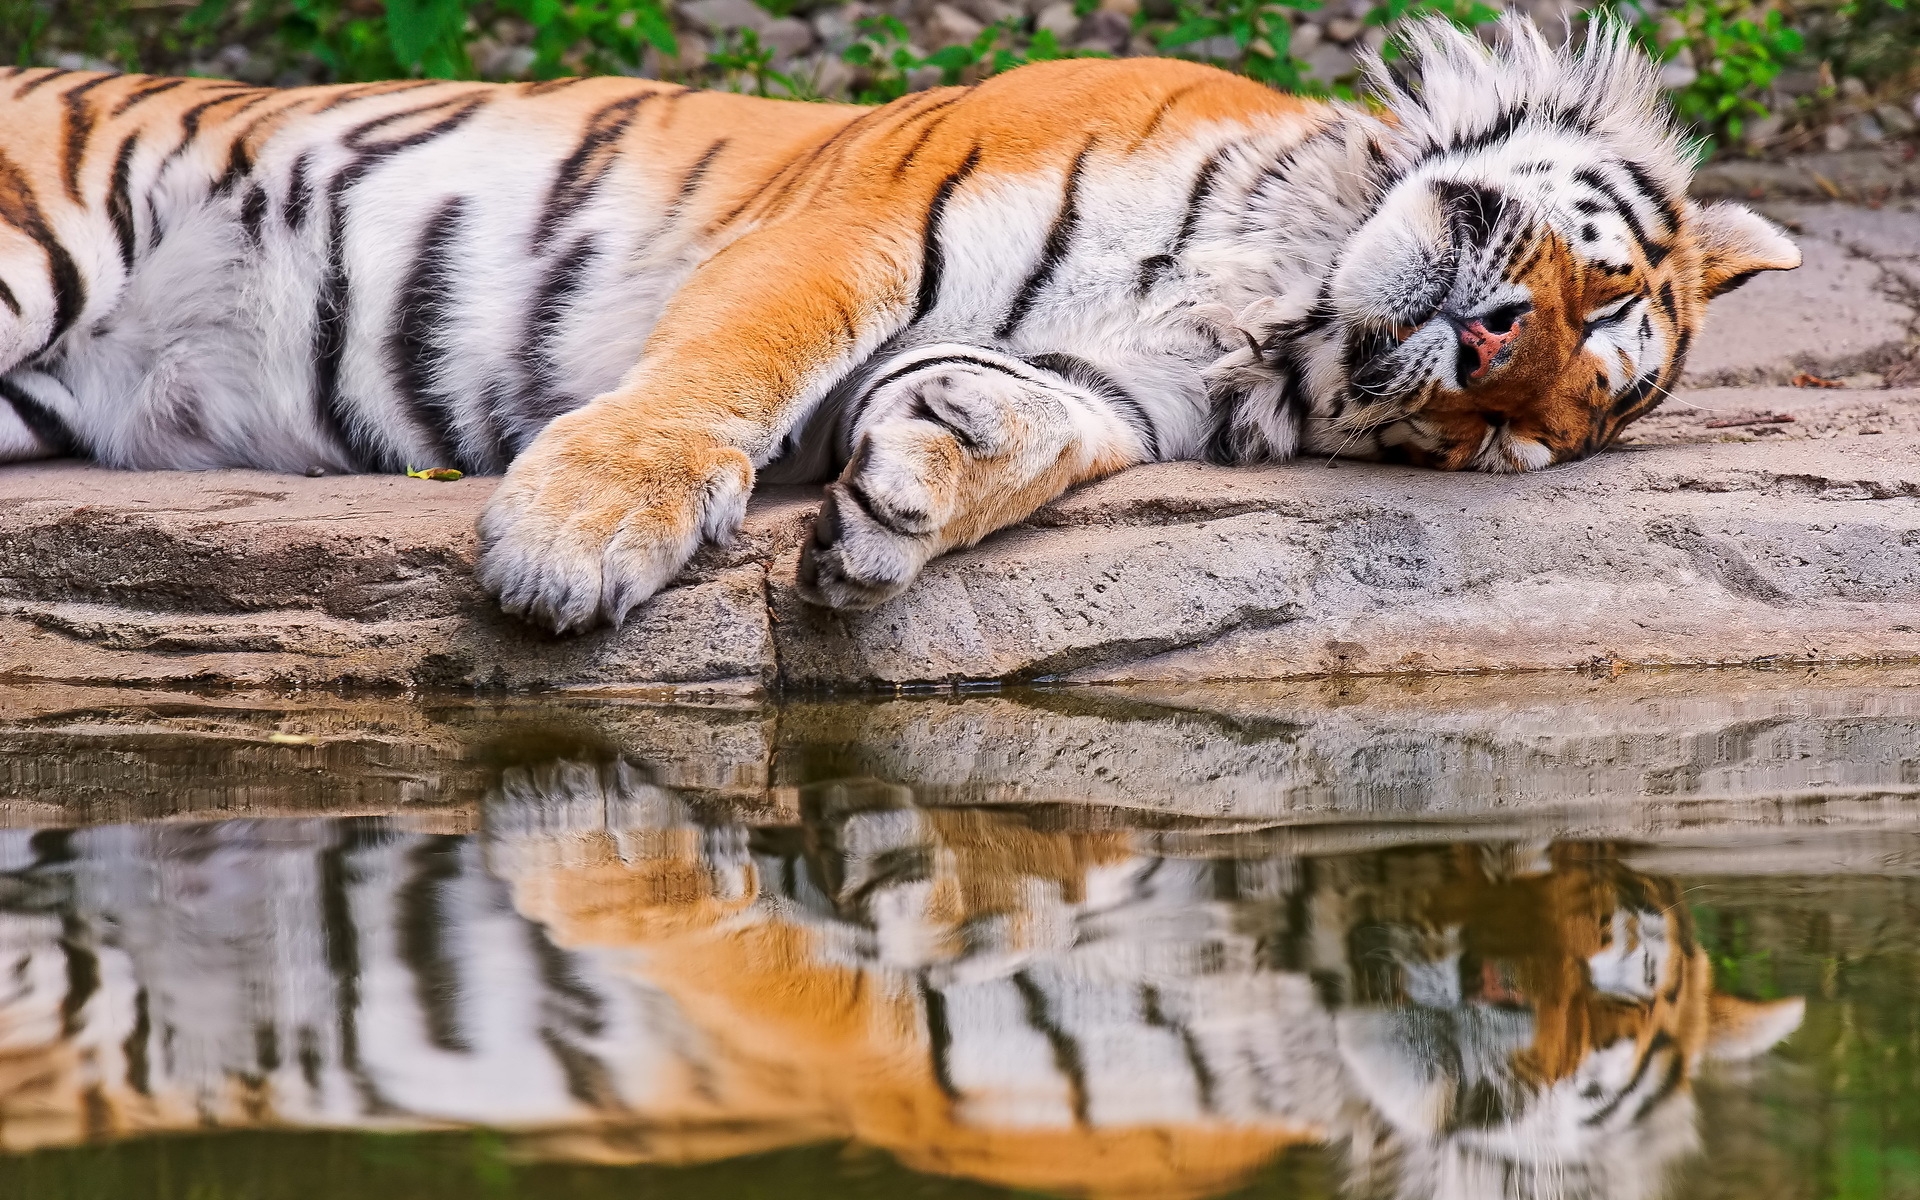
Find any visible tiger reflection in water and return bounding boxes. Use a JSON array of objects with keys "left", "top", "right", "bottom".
[{"left": 0, "top": 758, "right": 1802, "bottom": 1199}]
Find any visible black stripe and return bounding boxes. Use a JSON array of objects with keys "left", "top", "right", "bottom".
[
  {"left": 923, "top": 978, "right": 959, "bottom": 1099},
  {"left": 124, "top": 987, "right": 152, "bottom": 1095},
  {"left": 518, "top": 236, "right": 598, "bottom": 416},
  {"left": 319, "top": 822, "right": 390, "bottom": 1113},
  {"left": 240, "top": 183, "right": 268, "bottom": 248},
  {"left": 0, "top": 276, "right": 17, "bottom": 316},
  {"left": 713, "top": 96, "right": 900, "bottom": 231},
  {"left": 1135, "top": 84, "right": 1201, "bottom": 149},
  {"left": 0, "top": 377, "right": 81, "bottom": 454},
  {"left": 13, "top": 68, "right": 75, "bottom": 99},
  {"left": 523, "top": 76, "right": 586, "bottom": 96},
  {"left": 1584, "top": 1031, "right": 1673, "bottom": 1127},
  {"left": 1141, "top": 984, "right": 1215, "bottom": 1110},
  {"left": 863, "top": 350, "right": 1028, "bottom": 401},
  {"left": 1653, "top": 280, "right": 1677, "bottom": 327},
  {"left": 311, "top": 217, "right": 364, "bottom": 466},
  {"left": 1710, "top": 269, "right": 1759, "bottom": 298},
  {"left": 312, "top": 95, "right": 491, "bottom": 470},
  {"left": 665, "top": 138, "right": 728, "bottom": 223},
  {"left": 163, "top": 91, "right": 267, "bottom": 170},
  {"left": 1171, "top": 147, "right": 1230, "bottom": 257},
  {"left": 213, "top": 129, "right": 254, "bottom": 196},
  {"left": 912, "top": 146, "right": 981, "bottom": 325},
  {"left": 842, "top": 476, "right": 917, "bottom": 537},
  {"left": 58, "top": 921, "right": 100, "bottom": 1037},
  {"left": 106, "top": 136, "right": 139, "bottom": 274},
  {"left": 313, "top": 79, "right": 439, "bottom": 115},
  {"left": 60, "top": 75, "right": 116, "bottom": 201},
  {"left": 395, "top": 835, "right": 472, "bottom": 1054},
  {"left": 1616, "top": 157, "right": 1680, "bottom": 238},
  {"left": 1134, "top": 253, "right": 1175, "bottom": 295},
  {"left": 388, "top": 195, "right": 468, "bottom": 469},
  {"left": 889, "top": 93, "right": 968, "bottom": 177},
  {"left": 1025, "top": 351, "right": 1159, "bottom": 459},
  {"left": 532, "top": 92, "right": 654, "bottom": 254},
  {"left": 0, "top": 149, "right": 88, "bottom": 357},
  {"left": 285, "top": 151, "right": 314, "bottom": 230},
  {"left": 996, "top": 141, "right": 1093, "bottom": 341},
  {"left": 1013, "top": 972, "right": 1089, "bottom": 1124},
  {"left": 110, "top": 76, "right": 188, "bottom": 117},
  {"left": 1574, "top": 165, "right": 1668, "bottom": 268}
]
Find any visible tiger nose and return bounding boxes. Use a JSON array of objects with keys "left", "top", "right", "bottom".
[{"left": 1458, "top": 319, "right": 1518, "bottom": 381}]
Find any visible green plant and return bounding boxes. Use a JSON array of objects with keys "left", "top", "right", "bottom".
[
  {"left": 710, "top": 25, "right": 813, "bottom": 97},
  {"left": 1606, "top": 0, "right": 1806, "bottom": 148},
  {"left": 1152, "top": 0, "right": 1323, "bottom": 91},
  {"left": 841, "top": 14, "right": 1099, "bottom": 105},
  {"left": 175, "top": 0, "right": 677, "bottom": 81},
  {"left": 1365, "top": 0, "right": 1500, "bottom": 57}
]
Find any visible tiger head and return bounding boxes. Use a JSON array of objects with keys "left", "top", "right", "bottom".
[
  {"left": 1324, "top": 843, "right": 1805, "bottom": 1200},
  {"left": 1298, "top": 16, "right": 1800, "bottom": 472}
]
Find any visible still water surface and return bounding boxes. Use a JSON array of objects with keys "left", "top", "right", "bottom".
[{"left": 1, "top": 674, "right": 1918, "bottom": 1199}]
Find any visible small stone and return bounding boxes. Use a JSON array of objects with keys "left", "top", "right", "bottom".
[
  {"left": 1290, "top": 22, "right": 1322, "bottom": 55},
  {"left": 811, "top": 7, "right": 861, "bottom": 52},
  {"left": 1099, "top": 0, "right": 1140, "bottom": 16},
  {"left": 1742, "top": 113, "right": 1784, "bottom": 149},
  {"left": 955, "top": 0, "right": 1021, "bottom": 24},
  {"left": 1325, "top": 17, "right": 1364, "bottom": 42},
  {"left": 53, "top": 51, "right": 119, "bottom": 73},
  {"left": 1853, "top": 113, "right": 1886, "bottom": 144},
  {"left": 1876, "top": 104, "right": 1917, "bottom": 137},
  {"left": 305, "top": 467, "right": 325, "bottom": 478},
  {"left": 811, "top": 55, "right": 855, "bottom": 98},
  {"left": 1036, "top": 0, "right": 1077, "bottom": 40},
  {"left": 1659, "top": 61, "right": 1698, "bottom": 91},
  {"left": 1072, "top": 8, "right": 1131, "bottom": 52},
  {"left": 680, "top": 0, "right": 770, "bottom": 35},
  {"left": 926, "top": 2, "right": 985, "bottom": 47},
  {"left": 1774, "top": 69, "right": 1823, "bottom": 98},
  {"left": 1824, "top": 122, "right": 1853, "bottom": 153},
  {"left": 1305, "top": 41, "right": 1355, "bottom": 82},
  {"left": 1840, "top": 76, "right": 1869, "bottom": 102},
  {"left": 762, "top": 16, "right": 815, "bottom": 57}
]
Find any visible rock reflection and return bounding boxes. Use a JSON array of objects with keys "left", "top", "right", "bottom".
[{"left": 0, "top": 755, "right": 1804, "bottom": 1199}]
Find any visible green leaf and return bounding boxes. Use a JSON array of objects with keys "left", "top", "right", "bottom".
[
  {"left": 1158, "top": 18, "right": 1222, "bottom": 48},
  {"left": 387, "top": 0, "right": 466, "bottom": 69}
]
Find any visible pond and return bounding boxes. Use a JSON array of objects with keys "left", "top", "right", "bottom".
[{"left": 2, "top": 670, "right": 1918, "bottom": 1200}]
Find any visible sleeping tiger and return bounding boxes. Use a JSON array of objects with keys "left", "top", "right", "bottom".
[{"left": 0, "top": 17, "right": 1798, "bottom": 629}]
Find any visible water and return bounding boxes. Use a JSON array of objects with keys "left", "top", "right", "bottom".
[{"left": 2, "top": 671, "right": 1919, "bottom": 1200}]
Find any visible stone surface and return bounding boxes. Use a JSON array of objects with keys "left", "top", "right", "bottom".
[{"left": 3, "top": 200, "right": 1916, "bottom": 692}]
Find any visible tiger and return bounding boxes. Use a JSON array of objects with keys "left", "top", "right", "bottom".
[
  {"left": 0, "top": 760, "right": 1804, "bottom": 1199},
  {"left": 0, "top": 17, "right": 1799, "bottom": 631}
]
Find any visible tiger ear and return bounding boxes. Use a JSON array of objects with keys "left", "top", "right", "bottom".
[
  {"left": 1704, "top": 994, "right": 1805, "bottom": 1061},
  {"left": 1689, "top": 201, "right": 1802, "bottom": 298}
]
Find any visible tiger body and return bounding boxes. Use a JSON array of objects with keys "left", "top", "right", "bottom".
[{"left": 0, "top": 22, "right": 1799, "bottom": 626}]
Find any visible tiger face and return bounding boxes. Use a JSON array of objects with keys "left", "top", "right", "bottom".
[
  {"left": 1326, "top": 844, "right": 1805, "bottom": 1199},
  {"left": 1302, "top": 19, "right": 1802, "bottom": 473}
]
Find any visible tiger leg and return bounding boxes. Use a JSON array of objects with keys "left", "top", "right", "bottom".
[
  {"left": 475, "top": 217, "right": 919, "bottom": 634},
  {"left": 797, "top": 347, "right": 1152, "bottom": 611}
]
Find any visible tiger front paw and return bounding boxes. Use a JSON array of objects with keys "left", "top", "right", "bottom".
[
  {"left": 796, "top": 365, "right": 1067, "bottom": 612},
  {"left": 477, "top": 413, "right": 753, "bottom": 633}
]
